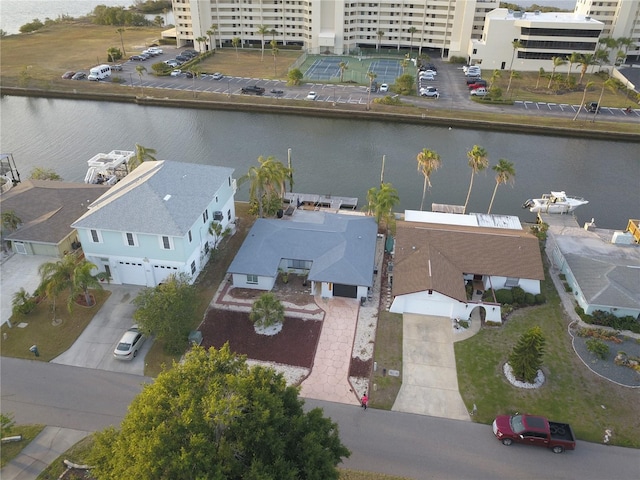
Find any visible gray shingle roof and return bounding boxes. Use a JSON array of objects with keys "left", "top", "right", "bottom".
[
  {"left": 0, "top": 180, "right": 110, "bottom": 244},
  {"left": 228, "top": 211, "right": 377, "bottom": 287},
  {"left": 72, "top": 161, "right": 234, "bottom": 236}
]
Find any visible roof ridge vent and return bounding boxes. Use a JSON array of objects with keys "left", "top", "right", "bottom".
[{"left": 163, "top": 194, "right": 172, "bottom": 201}]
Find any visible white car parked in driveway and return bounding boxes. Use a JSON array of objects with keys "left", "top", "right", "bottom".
[{"left": 114, "top": 325, "right": 146, "bottom": 361}]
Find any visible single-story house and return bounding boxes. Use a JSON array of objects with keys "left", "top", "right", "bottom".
[
  {"left": 546, "top": 217, "right": 640, "bottom": 320},
  {"left": 390, "top": 212, "right": 545, "bottom": 323},
  {"left": 227, "top": 209, "right": 378, "bottom": 299},
  {"left": 0, "top": 179, "right": 110, "bottom": 257},
  {"left": 72, "top": 160, "right": 236, "bottom": 287}
]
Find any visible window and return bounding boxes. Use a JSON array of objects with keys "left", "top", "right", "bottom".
[
  {"left": 161, "top": 236, "right": 173, "bottom": 250},
  {"left": 125, "top": 232, "right": 137, "bottom": 246},
  {"left": 203, "top": 209, "right": 209, "bottom": 223},
  {"left": 247, "top": 274, "right": 258, "bottom": 284},
  {"left": 90, "top": 229, "right": 102, "bottom": 243},
  {"left": 191, "top": 260, "right": 196, "bottom": 274},
  {"left": 188, "top": 230, "right": 192, "bottom": 242},
  {"left": 505, "top": 277, "right": 520, "bottom": 287}
]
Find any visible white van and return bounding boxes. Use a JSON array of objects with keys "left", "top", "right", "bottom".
[{"left": 88, "top": 64, "right": 111, "bottom": 81}]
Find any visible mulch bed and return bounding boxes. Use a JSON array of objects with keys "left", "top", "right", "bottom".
[{"left": 200, "top": 309, "right": 322, "bottom": 368}]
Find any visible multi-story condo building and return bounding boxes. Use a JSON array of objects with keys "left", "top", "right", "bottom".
[
  {"left": 171, "top": 0, "right": 500, "bottom": 58},
  {"left": 574, "top": 0, "right": 640, "bottom": 61},
  {"left": 469, "top": 8, "right": 604, "bottom": 72}
]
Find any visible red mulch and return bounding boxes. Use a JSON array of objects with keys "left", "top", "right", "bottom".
[{"left": 200, "top": 309, "right": 322, "bottom": 368}]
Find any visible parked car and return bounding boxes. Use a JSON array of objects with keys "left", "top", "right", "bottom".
[
  {"left": 111, "top": 64, "right": 123, "bottom": 71},
  {"left": 147, "top": 47, "right": 163, "bottom": 55},
  {"left": 170, "top": 70, "right": 182, "bottom": 77},
  {"left": 493, "top": 414, "right": 576, "bottom": 454},
  {"left": 271, "top": 88, "right": 284, "bottom": 95},
  {"left": 175, "top": 55, "right": 189, "bottom": 62},
  {"left": 61, "top": 71, "right": 75, "bottom": 79},
  {"left": 306, "top": 91, "right": 319, "bottom": 100},
  {"left": 585, "top": 101, "right": 600, "bottom": 113},
  {"left": 71, "top": 72, "right": 86, "bottom": 80},
  {"left": 420, "top": 74, "right": 435, "bottom": 81},
  {"left": 212, "top": 72, "right": 223, "bottom": 80},
  {"left": 470, "top": 87, "right": 488, "bottom": 96},
  {"left": 185, "top": 71, "right": 194, "bottom": 79},
  {"left": 113, "top": 325, "right": 146, "bottom": 361},
  {"left": 420, "top": 86, "right": 440, "bottom": 98},
  {"left": 466, "top": 67, "right": 481, "bottom": 77},
  {"left": 129, "top": 55, "right": 144, "bottom": 61},
  {"left": 421, "top": 70, "right": 437, "bottom": 77},
  {"left": 241, "top": 85, "right": 266, "bottom": 95},
  {"left": 379, "top": 83, "right": 389, "bottom": 92},
  {"left": 164, "top": 59, "right": 179, "bottom": 67},
  {"left": 468, "top": 80, "right": 487, "bottom": 90}
]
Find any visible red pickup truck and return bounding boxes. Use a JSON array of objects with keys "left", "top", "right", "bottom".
[{"left": 492, "top": 414, "right": 576, "bottom": 454}]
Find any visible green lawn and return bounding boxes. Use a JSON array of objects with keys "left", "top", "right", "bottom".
[{"left": 0, "top": 424, "right": 45, "bottom": 468}]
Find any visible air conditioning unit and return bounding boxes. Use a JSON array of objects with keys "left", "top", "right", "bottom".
[{"left": 213, "top": 211, "right": 223, "bottom": 221}]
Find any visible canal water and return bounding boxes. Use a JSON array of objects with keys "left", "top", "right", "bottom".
[{"left": 0, "top": 95, "right": 637, "bottom": 230}]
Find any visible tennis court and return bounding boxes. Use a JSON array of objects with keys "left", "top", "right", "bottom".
[
  {"left": 368, "top": 59, "right": 404, "bottom": 84},
  {"left": 303, "top": 57, "right": 350, "bottom": 80},
  {"left": 299, "top": 55, "right": 412, "bottom": 85}
]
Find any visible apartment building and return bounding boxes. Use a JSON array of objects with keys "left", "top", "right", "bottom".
[
  {"left": 468, "top": 8, "right": 604, "bottom": 72},
  {"left": 171, "top": 0, "right": 499, "bottom": 58},
  {"left": 574, "top": 0, "right": 640, "bottom": 61}
]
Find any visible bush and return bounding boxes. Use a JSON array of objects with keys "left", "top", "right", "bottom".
[
  {"left": 511, "top": 286, "right": 526, "bottom": 305},
  {"left": 578, "top": 309, "right": 640, "bottom": 334},
  {"left": 19, "top": 19, "right": 45, "bottom": 33},
  {"left": 534, "top": 293, "right": 546, "bottom": 305},
  {"left": 586, "top": 338, "right": 609, "bottom": 359},
  {"left": 524, "top": 293, "right": 536, "bottom": 305},
  {"left": 375, "top": 95, "right": 402, "bottom": 105},
  {"left": 449, "top": 56, "right": 466, "bottom": 64},
  {"left": 495, "top": 289, "right": 513, "bottom": 304},
  {"left": 482, "top": 288, "right": 494, "bottom": 301}
]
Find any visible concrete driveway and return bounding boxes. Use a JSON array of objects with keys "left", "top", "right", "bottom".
[
  {"left": 51, "top": 284, "right": 150, "bottom": 375},
  {"left": 392, "top": 314, "right": 470, "bottom": 421}
]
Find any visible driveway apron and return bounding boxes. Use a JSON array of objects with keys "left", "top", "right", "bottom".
[
  {"left": 392, "top": 314, "right": 470, "bottom": 421},
  {"left": 300, "top": 297, "right": 360, "bottom": 405}
]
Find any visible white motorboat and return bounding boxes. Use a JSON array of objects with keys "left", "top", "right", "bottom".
[
  {"left": 523, "top": 191, "right": 588, "bottom": 214},
  {"left": 84, "top": 150, "right": 134, "bottom": 185}
]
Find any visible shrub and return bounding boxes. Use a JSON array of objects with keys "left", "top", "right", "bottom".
[
  {"left": 511, "top": 286, "right": 526, "bottom": 305},
  {"left": 250, "top": 292, "right": 284, "bottom": 329},
  {"left": 508, "top": 326, "right": 545, "bottom": 383},
  {"left": 20, "top": 18, "right": 45, "bottom": 33},
  {"left": 482, "top": 288, "right": 494, "bottom": 301},
  {"left": 578, "top": 309, "right": 640, "bottom": 334},
  {"left": 534, "top": 294, "right": 546, "bottom": 305},
  {"left": 495, "top": 289, "right": 513, "bottom": 304},
  {"left": 449, "top": 56, "right": 466, "bottom": 64},
  {"left": 375, "top": 95, "right": 402, "bottom": 105},
  {"left": 586, "top": 338, "right": 609, "bottom": 359},
  {"left": 524, "top": 293, "right": 536, "bottom": 305}
]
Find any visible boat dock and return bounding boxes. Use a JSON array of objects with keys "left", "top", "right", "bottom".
[{"left": 283, "top": 192, "right": 358, "bottom": 211}]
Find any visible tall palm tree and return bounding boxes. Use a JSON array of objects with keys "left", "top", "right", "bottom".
[
  {"left": 416, "top": 148, "right": 441, "bottom": 211},
  {"left": 38, "top": 255, "right": 76, "bottom": 319},
  {"left": 488, "top": 69, "right": 501, "bottom": 90},
  {"left": 376, "top": 30, "right": 384, "bottom": 51},
  {"left": 598, "top": 37, "right": 618, "bottom": 65},
  {"left": 592, "top": 75, "right": 618, "bottom": 123},
  {"left": 206, "top": 27, "right": 217, "bottom": 51},
  {"left": 366, "top": 71, "right": 377, "bottom": 110},
  {"left": 71, "top": 260, "right": 102, "bottom": 307},
  {"left": 129, "top": 144, "right": 157, "bottom": 171},
  {"left": 232, "top": 37, "right": 240, "bottom": 58},
  {"left": 548, "top": 56, "right": 566, "bottom": 89},
  {"left": 487, "top": 159, "right": 516, "bottom": 214},
  {"left": 1, "top": 211, "right": 21, "bottom": 232},
  {"left": 408, "top": 26, "right": 417, "bottom": 55},
  {"left": 535, "top": 67, "right": 545, "bottom": 89},
  {"left": 271, "top": 40, "right": 279, "bottom": 76},
  {"left": 338, "top": 61, "right": 348, "bottom": 82},
  {"left": 463, "top": 145, "right": 488, "bottom": 214},
  {"left": 250, "top": 292, "right": 284, "bottom": 329},
  {"left": 240, "top": 156, "right": 291, "bottom": 218},
  {"left": 509, "top": 39, "right": 523, "bottom": 72},
  {"left": 400, "top": 58, "right": 409, "bottom": 74},
  {"left": 116, "top": 28, "right": 126, "bottom": 56},
  {"left": 565, "top": 52, "right": 581, "bottom": 81},
  {"left": 573, "top": 80, "right": 595, "bottom": 121},
  {"left": 616, "top": 37, "right": 634, "bottom": 65},
  {"left": 208, "top": 24, "right": 220, "bottom": 49},
  {"left": 577, "top": 53, "right": 598, "bottom": 84},
  {"left": 135, "top": 65, "right": 146, "bottom": 95},
  {"left": 506, "top": 70, "right": 521, "bottom": 95},
  {"left": 366, "top": 183, "right": 399, "bottom": 233},
  {"left": 257, "top": 25, "right": 269, "bottom": 61},
  {"left": 195, "top": 36, "right": 207, "bottom": 53},
  {"left": 270, "top": 29, "right": 277, "bottom": 43}
]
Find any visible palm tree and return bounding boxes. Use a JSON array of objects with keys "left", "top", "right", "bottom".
[
  {"left": 208, "top": 220, "right": 223, "bottom": 249},
  {"left": 463, "top": 145, "right": 489, "bottom": 214},
  {"left": 240, "top": 156, "right": 291, "bottom": 218},
  {"left": 565, "top": 52, "right": 581, "bottom": 81},
  {"left": 487, "top": 159, "right": 516, "bottom": 214},
  {"left": 366, "top": 71, "right": 377, "bottom": 110},
  {"left": 577, "top": 53, "right": 598, "bottom": 84},
  {"left": 616, "top": 37, "right": 634, "bottom": 65},
  {"left": 270, "top": 29, "right": 277, "bottom": 44},
  {"left": 338, "top": 61, "right": 348, "bottom": 82},
  {"left": 38, "top": 255, "right": 76, "bottom": 319},
  {"left": 509, "top": 40, "right": 523, "bottom": 72},
  {"left": 271, "top": 40, "right": 279, "bottom": 76},
  {"left": 206, "top": 27, "right": 217, "bottom": 51},
  {"left": 116, "top": 28, "right": 126, "bottom": 56},
  {"left": 129, "top": 144, "right": 157, "bottom": 171},
  {"left": 71, "top": 260, "right": 102, "bottom": 307},
  {"left": 592, "top": 75, "right": 618, "bottom": 123},
  {"left": 400, "top": 58, "right": 409, "bottom": 74},
  {"left": 573, "top": 81, "right": 595, "bottom": 121},
  {"left": 548, "top": 56, "right": 566, "bottom": 89},
  {"left": 1, "top": 211, "right": 21, "bottom": 232},
  {"left": 107, "top": 47, "right": 120, "bottom": 63},
  {"left": 488, "top": 69, "right": 501, "bottom": 90},
  {"left": 416, "top": 148, "right": 441, "bottom": 211},
  {"left": 257, "top": 25, "right": 269, "bottom": 61},
  {"left": 535, "top": 67, "right": 545, "bottom": 89},
  {"left": 135, "top": 65, "right": 146, "bottom": 95},
  {"left": 408, "top": 26, "right": 417, "bottom": 55},
  {"left": 250, "top": 292, "right": 284, "bottom": 330},
  {"left": 195, "top": 36, "right": 207, "bottom": 53},
  {"left": 366, "top": 183, "right": 399, "bottom": 233},
  {"left": 376, "top": 30, "right": 385, "bottom": 51},
  {"left": 506, "top": 70, "right": 521, "bottom": 95},
  {"left": 598, "top": 37, "right": 618, "bottom": 65},
  {"left": 208, "top": 24, "right": 220, "bottom": 49},
  {"left": 189, "top": 66, "right": 201, "bottom": 97},
  {"left": 232, "top": 37, "right": 240, "bottom": 58}
]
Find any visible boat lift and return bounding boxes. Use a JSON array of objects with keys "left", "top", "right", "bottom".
[{"left": 0, "top": 153, "right": 21, "bottom": 191}]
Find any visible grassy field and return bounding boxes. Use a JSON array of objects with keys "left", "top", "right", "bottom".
[{"left": 0, "top": 424, "right": 45, "bottom": 468}]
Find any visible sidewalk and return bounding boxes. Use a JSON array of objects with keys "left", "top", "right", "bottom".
[{"left": 0, "top": 427, "right": 89, "bottom": 480}]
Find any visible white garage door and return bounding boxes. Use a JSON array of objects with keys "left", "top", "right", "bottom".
[
  {"left": 117, "top": 260, "right": 146, "bottom": 285},
  {"left": 152, "top": 264, "right": 180, "bottom": 285}
]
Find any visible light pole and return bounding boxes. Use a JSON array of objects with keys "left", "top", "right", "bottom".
[
  {"left": 227, "top": 77, "right": 231, "bottom": 97},
  {"left": 129, "top": 72, "right": 133, "bottom": 88}
]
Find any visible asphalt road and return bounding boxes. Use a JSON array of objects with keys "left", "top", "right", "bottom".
[{"left": 2, "top": 357, "right": 638, "bottom": 479}]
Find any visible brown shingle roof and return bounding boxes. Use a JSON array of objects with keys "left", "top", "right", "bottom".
[
  {"left": 393, "top": 220, "right": 544, "bottom": 301},
  {"left": 0, "top": 180, "right": 110, "bottom": 245}
]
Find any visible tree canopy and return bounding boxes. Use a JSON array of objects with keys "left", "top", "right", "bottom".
[
  {"left": 508, "top": 326, "right": 545, "bottom": 383},
  {"left": 133, "top": 273, "right": 197, "bottom": 354},
  {"left": 29, "top": 167, "right": 62, "bottom": 181},
  {"left": 88, "top": 345, "right": 350, "bottom": 479}
]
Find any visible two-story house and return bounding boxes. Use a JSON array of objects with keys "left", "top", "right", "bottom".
[{"left": 72, "top": 160, "right": 236, "bottom": 287}]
